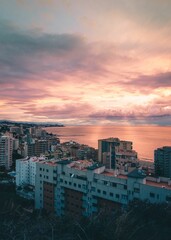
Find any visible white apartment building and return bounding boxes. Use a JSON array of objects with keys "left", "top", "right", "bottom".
[
  {"left": 0, "top": 135, "right": 13, "bottom": 169},
  {"left": 16, "top": 156, "right": 46, "bottom": 186},
  {"left": 35, "top": 159, "right": 171, "bottom": 217}
]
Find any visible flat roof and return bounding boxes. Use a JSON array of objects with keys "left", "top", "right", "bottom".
[
  {"left": 146, "top": 180, "right": 171, "bottom": 190},
  {"left": 128, "top": 169, "right": 146, "bottom": 179},
  {"left": 57, "top": 159, "right": 72, "bottom": 165},
  {"left": 69, "top": 160, "right": 93, "bottom": 171},
  {"left": 102, "top": 171, "right": 128, "bottom": 179},
  {"left": 38, "top": 160, "right": 58, "bottom": 166}
]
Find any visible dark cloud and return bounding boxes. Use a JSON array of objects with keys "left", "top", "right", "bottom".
[
  {"left": 21, "top": 103, "right": 94, "bottom": 119},
  {"left": 121, "top": 72, "right": 171, "bottom": 91},
  {"left": 0, "top": 86, "right": 52, "bottom": 103},
  {"left": 20, "top": 102, "right": 171, "bottom": 125},
  {"left": 0, "top": 19, "right": 119, "bottom": 86},
  {"left": 89, "top": 110, "right": 171, "bottom": 125}
]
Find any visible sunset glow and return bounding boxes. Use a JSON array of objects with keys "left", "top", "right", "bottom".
[{"left": 1, "top": 0, "right": 171, "bottom": 125}]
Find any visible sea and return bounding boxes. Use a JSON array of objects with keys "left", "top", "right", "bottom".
[{"left": 45, "top": 125, "right": 171, "bottom": 161}]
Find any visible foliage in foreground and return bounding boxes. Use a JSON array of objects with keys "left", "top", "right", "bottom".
[{"left": 0, "top": 188, "right": 171, "bottom": 240}]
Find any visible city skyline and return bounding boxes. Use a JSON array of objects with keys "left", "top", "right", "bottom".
[{"left": 1, "top": 0, "right": 171, "bottom": 125}]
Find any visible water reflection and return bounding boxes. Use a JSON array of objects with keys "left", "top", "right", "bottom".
[{"left": 45, "top": 126, "right": 171, "bottom": 161}]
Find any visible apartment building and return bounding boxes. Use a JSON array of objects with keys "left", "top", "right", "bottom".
[
  {"left": 28, "top": 140, "right": 48, "bottom": 157},
  {"left": 16, "top": 156, "right": 46, "bottom": 186},
  {"left": 35, "top": 159, "right": 171, "bottom": 218},
  {"left": 35, "top": 160, "right": 57, "bottom": 212},
  {"left": 154, "top": 146, "right": 171, "bottom": 178},
  {"left": 98, "top": 138, "right": 138, "bottom": 170},
  {"left": 0, "top": 135, "right": 13, "bottom": 169}
]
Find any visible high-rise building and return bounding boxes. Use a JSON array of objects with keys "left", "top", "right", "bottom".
[
  {"left": 98, "top": 138, "right": 137, "bottom": 170},
  {"left": 16, "top": 156, "right": 46, "bottom": 186},
  {"left": 0, "top": 136, "right": 13, "bottom": 169},
  {"left": 154, "top": 146, "right": 171, "bottom": 178}
]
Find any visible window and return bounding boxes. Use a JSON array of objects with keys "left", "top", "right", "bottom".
[
  {"left": 78, "top": 184, "right": 81, "bottom": 188},
  {"left": 150, "top": 192, "right": 155, "bottom": 198},
  {"left": 40, "top": 174, "right": 42, "bottom": 177},
  {"left": 166, "top": 196, "right": 171, "bottom": 202},
  {"left": 134, "top": 188, "right": 140, "bottom": 193},
  {"left": 124, "top": 185, "right": 127, "bottom": 190},
  {"left": 40, "top": 168, "right": 42, "bottom": 171},
  {"left": 53, "top": 177, "right": 57, "bottom": 180},
  {"left": 91, "top": 187, "right": 95, "bottom": 192},
  {"left": 69, "top": 182, "right": 71, "bottom": 185},
  {"left": 97, "top": 189, "right": 101, "bottom": 193},
  {"left": 116, "top": 194, "right": 119, "bottom": 198},
  {"left": 46, "top": 176, "right": 49, "bottom": 179},
  {"left": 122, "top": 194, "right": 128, "bottom": 200},
  {"left": 64, "top": 181, "right": 67, "bottom": 184},
  {"left": 53, "top": 170, "right": 57, "bottom": 173},
  {"left": 112, "top": 183, "right": 117, "bottom": 187},
  {"left": 46, "top": 169, "right": 49, "bottom": 172},
  {"left": 74, "top": 183, "right": 76, "bottom": 187},
  {"left": 110, "top": 192, "right": 113, "bottom": 197},
  {"left": 103, "top": 191, "right": 106, "bottom": 195},
  {"left": 104, "top": 181, "right": 108, "bottom": 185},
  {"left": 60, "top": 179, "right": 63, "bottom": 182}
]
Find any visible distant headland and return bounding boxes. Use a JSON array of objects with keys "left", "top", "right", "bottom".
[{"left": 0, "top": 120, "right": 64, "bottom": 127}]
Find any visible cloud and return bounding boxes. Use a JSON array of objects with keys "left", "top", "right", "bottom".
[
  {"left": 21, "top": 103, "right": 95, "bottom": 119},
  {"left": 88, "top": 109, "right": 171, "bottom": 126},
  {"left": 120, "top": 72, "right": 171, "bottom": 92},
  {"left": 0, "top": 19, "right": 117, "bottom": 87},
  {"left": 0, "top": 87, "right": 52, "bottom": 103},
  {"left": 0, "top": 18, "right": 171, "bottom": 125}
]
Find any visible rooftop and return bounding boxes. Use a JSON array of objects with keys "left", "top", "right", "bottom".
[
  {"left": 40, "top": 160, "right": 58, "bottom": 166},
  {"left": 128, "top": 169, "right": 146, "bottom": 179},
  {"left": 68, "top": 160, "right": 93, "bottom": 170},
  {"left": 57, "top": 159, "right": 72, "bottom": 165},
  {"left": 87, "top": 162, "right": 103, "bottom": 171},
  {"left": 102, "top": 171, "right": 128, "bottom": 179},
  {"left": 146, "top": 180, "right": 171, "bottom": 190}
]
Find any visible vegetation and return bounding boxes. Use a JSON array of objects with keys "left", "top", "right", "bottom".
[{"left": 0, "top": 188, "right": 171, "bottom": 240}]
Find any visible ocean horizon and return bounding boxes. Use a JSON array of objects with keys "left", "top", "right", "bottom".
[{"left": 45, "top": 125, "right": 171, "bottom": 161}]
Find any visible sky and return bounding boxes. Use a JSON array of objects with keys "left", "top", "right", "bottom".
[{"left": 0, "top": 0, "right": 171, "bottom": 125}]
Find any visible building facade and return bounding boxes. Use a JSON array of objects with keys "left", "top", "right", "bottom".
[
  {"left": 154, "top": 146, "right": 171, "bottom": 178},
  {"left": 16, "top": 156, "right": 46, "bottom": 186},
  {"left": 98, "top": 138, "right": 137, "bottom": 170},
  {"left": 0, "top": 135, "right": 13, "bottom": 169},
  {"left": 35, "top": 159, "right": 171, "bottom": 218},
  {"left": 28, "top": 140, "right": 48, "bottom": 157}
]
